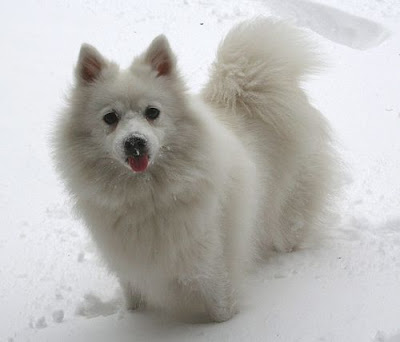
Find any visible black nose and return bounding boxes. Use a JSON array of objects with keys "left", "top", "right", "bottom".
[{"left": 124, "top": 136, "right": 148, "bottom": 156}]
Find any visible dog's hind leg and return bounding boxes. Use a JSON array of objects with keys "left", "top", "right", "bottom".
[{"left": 121, "top": 281, "right": 146, "bottom": 310}]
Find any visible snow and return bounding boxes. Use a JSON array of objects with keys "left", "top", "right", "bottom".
[
  {"left": 0, "top": 0, "right": 399, "bottom": 341},
  {"left": 51, "top": 310, "right": 64, "bottom": 324},
  {"left": 264, "top": 0, "right": 390, "bottom": 50}
]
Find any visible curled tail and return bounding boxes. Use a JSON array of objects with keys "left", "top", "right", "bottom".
[
  {"left": 202, "top": 18, "right": 321, "bottom": 129},
  {"left": 203, "top": 18, "right": 338, "bottom": 252}
]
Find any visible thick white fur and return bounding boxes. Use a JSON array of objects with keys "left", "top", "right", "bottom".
[{"left": 53, "top": 18, "right": 337, "bottom": 322}]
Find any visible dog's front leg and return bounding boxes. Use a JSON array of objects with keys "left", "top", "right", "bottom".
[{"left": 198, "top": 266, "right": 238, "bottom": 322}]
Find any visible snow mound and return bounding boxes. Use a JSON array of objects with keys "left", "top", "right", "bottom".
[{"left": 265, "top": 0, "right": 390, "bottom": 49}]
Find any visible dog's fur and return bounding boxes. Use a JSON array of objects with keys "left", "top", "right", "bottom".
[{"left": 53, "top": 18, "right": 337, "bottom": 322}]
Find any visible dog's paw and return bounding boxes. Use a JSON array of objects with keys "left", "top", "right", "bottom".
[{"left": 208, "top": 303, "right": 238, "bottom": 323}]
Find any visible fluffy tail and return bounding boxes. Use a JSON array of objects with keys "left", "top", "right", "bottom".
[{"left": 202, "top": 18, "right": 321, "bottom": 127}]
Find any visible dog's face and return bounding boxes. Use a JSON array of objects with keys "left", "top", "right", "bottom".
[{"left": 71, "top": 36, "right": 187, "bottom": 174}]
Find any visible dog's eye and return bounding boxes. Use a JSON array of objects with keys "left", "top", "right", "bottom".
[
  {"left": 103, "top": 111, "right": 119, "bottom": 125},
  {"left": 144, "top": 107, "right": 160, "bottom": 120}
]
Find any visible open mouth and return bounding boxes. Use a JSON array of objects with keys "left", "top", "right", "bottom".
[{"left": 126, "top": 154, "right": 149, "bottom": 173}]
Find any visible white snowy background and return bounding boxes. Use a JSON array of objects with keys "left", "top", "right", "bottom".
[{"left": 1, "top": 0, "right": 399, "bottom": 341}]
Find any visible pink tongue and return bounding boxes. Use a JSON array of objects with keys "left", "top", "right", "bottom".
[{"left": 128, "top": 155, "right": 149, "bottom": 172}]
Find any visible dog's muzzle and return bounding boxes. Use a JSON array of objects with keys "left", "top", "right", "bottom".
[
  {"left": 123, "top": 135, "right": 150, "bottom": 173},
  {"left": 124, "top": 135, "right": 148, "bottom": 157}
]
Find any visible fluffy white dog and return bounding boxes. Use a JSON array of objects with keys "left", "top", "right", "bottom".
[{"left": 53, "top": 18, "right": 337, "bottom": 322}]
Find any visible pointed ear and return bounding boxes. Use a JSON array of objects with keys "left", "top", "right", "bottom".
[
  {"left": 76, "top": 43, "right": 107, "bottom": 84},
  {"left": 143, "top": 35, "right": 176, "bottom": 77}
]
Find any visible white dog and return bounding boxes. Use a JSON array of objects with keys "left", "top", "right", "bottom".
[{"left": 53, "top": 18, "right": 337, "bottom": 322}]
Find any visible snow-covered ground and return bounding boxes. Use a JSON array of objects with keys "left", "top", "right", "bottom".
[{"left": 1, "top": 0, "right": 399, "bottom": 341}]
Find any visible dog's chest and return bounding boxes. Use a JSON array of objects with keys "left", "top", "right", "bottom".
[{"left": 83, "top": 199, "right": 211, "bottom": 276}]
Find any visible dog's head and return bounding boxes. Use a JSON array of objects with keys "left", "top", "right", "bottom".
[{"left": 69, "top": 35, "right": 189, "bottom": 175}]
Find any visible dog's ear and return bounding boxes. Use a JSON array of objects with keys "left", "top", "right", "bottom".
[
  {"left": 76, "top": 44, "right": 107, "bottom": 84},
  {"left": 143, "top": 35, "right": 176, "bottom": 77}
]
